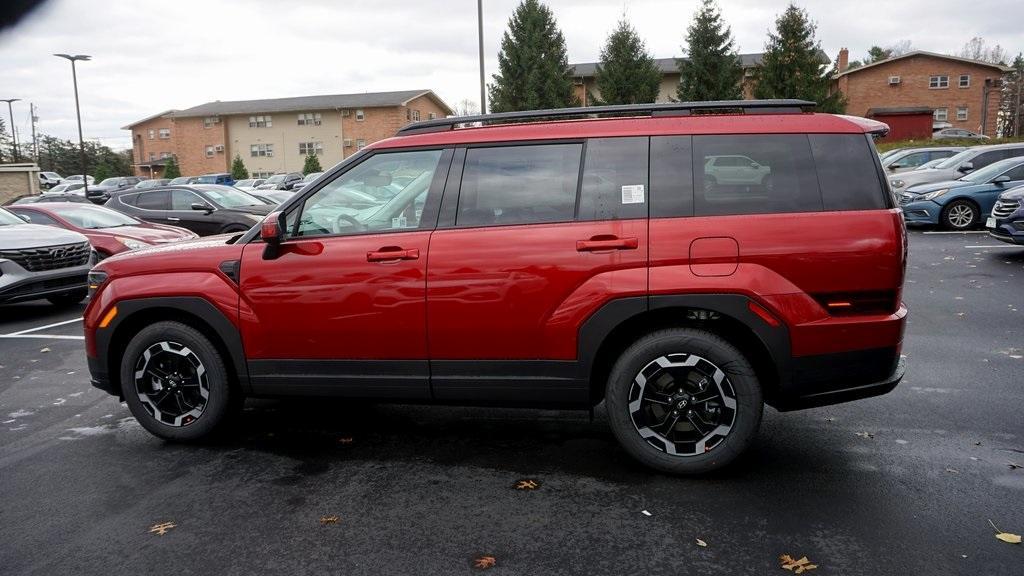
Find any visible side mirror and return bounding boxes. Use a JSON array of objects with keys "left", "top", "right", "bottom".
[
  {"left": 958, "top": 162, "right": 974, "bottom": 173},
  {"left": 992, "top": 175, "right": 1011, "bottom": 184},
  {"left": 888, "top": 163, "right": 901, "bottom": 170},
  {"left": 191, "top": 202, "right": 213, "bottom": 212},
  {"left": 260, "top": 211, "right": 286, "bottom": 259},
  {"left": 17, "top": 213, "right": 31, "bottom": 222}
]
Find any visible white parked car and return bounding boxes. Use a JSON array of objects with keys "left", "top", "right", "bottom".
[
  {"left": 234, "top": 178, "right": 266, "bottom": 192},
  {"left": 704, "top": 155, "right": 772, "bottom": 187},
  {"left": 38, "top": 171, "right": 63, "bottom": 189},
  {"left": 64, "top": 174, "right": 95, "bottom": 186},
  {"left": 880, "top": 147, "right": 965, "bottom": 174},
  {"left": 44, "top": 182, "right": 86, "bottom": 195}
]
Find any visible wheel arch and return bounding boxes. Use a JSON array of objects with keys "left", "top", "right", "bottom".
[
  {"left": 579, "top": 295, "right": 789, "bottom": 408},
  {"left": 100, "top": 297, "right": 249, "bottom": 399}
]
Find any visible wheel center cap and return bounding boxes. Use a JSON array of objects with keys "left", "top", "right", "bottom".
[{"left": 677, "top": 399, "right": 688, "bottom": 408}]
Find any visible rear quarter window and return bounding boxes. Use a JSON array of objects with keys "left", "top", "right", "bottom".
[{"left": 809, "top": 134, "right": 888, "bottom": 211}]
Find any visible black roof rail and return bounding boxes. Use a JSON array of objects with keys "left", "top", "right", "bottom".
[{"left": 397, "top": 99, "right": 816, "bottom": 135}]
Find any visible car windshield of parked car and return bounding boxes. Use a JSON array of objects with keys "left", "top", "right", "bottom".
[
  {"left": 235, "top": 179, "right": 255, "bottom": 187},
  {"left": 46, "top": 204, "right": 141, "bottom": 229},
  {"left": 196, "top": 175, "right": 224, "bottom": 184},
  {"left": 194, "top": 185, "right": 263, "bottom": 208},
  {"left": 303, "top": 172, "right": 323, "bottom": 182},
  {"left": 933, "top": 149, "right": 977, "bottom": 170},
  {"left": 265, "top": 174, "right": 287, "bottom": 184},
  {"left": 0, "top": 207, "right": 25, "bottom": 225},
  {"left": 292, "top": 149, "right": 442, "bottom": 237},
  {"left": 958, "top": 158, "right": 1023, "bottom": 183}
]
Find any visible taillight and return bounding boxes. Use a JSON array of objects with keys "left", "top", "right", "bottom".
[{"left": 813, "top": 291, "right": 898, "bottom": 316}]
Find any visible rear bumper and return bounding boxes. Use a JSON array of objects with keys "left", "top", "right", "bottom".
[{"left": 774, "top": 352, "right": 905, "bottom": 411}]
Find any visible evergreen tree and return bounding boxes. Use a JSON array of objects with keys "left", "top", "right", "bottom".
[
  {"left": 592, "top": 18, "right": 661, "bottom": 105},
  {"left": 93, "top": 161, "right": 112, "bottom": 182},
  {"left": 230, "top": 154, "right": 249, "bottom": 180},
  {"left": 302, "top": 153, "right": 322, "bottom": 175},
  {"left": 488, "top": 0, "right": 577, "bottom": 112},
  {"left": 163, "top": 155, "right": 181, "bottom": 179},
  {"left": 753, "top": 4, "right": 845, "bottom": 113},
  {"left": 677, "top": 0, "right": 743, "bottom": 101}
]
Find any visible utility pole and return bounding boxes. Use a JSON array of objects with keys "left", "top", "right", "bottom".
[
  {"left": 54, "top": 54, "right": 91, "bottom": 195},
  {"left": 30, "top": 103, "right": 38, "bottom": 163},
  {"left": 1016, "top": 66, "right": 1022, "bottom": 137},
  {"left": 478, "top": 0, "right": 486, "bottom": 114},
  {"left": 1, "top": 98, "right": 21, "bottom": 162}
]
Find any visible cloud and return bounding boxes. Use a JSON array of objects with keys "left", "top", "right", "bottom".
[{"left": 0, "top": 0, "right": 1019, "bottom": 151}]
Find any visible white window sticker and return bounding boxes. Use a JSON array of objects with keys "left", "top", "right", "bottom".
[{"left": 621, "top": 184, "right": 645, "bottom": 204}]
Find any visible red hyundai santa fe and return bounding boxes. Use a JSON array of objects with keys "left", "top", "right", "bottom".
[{"left": 84, "top": 100, "right": 907, "bottom": 474}]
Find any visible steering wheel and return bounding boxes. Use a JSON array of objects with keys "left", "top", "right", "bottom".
[{"left": 334, "top": 213, "right": 365, "bottom": 233}]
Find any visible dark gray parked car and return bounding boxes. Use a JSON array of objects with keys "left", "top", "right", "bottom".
[{"left": 0, "top": 207, "right": 95, "bottom": 305}]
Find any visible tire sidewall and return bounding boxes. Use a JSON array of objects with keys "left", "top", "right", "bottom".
[
  {"left": 120, "top": 321, "right": 231, "bottom": 441},
  {"left": 605, "top": 329, "right": 763, "bottom": 474},
  {"left": 942, "top": 200, "right": 978, "bottom": 230}
]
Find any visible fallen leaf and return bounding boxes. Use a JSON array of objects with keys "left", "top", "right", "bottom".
[
  {"left": 40, "top": 347, "right": 50, "bottom": 353},
  {"left": 855, "top": 431, "right": 874, "bottom": 439},
  {"left": 515, "top": 479, "right": 540, "bottom": 490},
  {"left": 1008, "top": 462, "right": 1022, "bottom": 470},
  {"left": 779, "top": 554, "right": 818, "bottom": 573},
  {"left": 338, "top": 437, "right": 354, "bottom": 444},
  {"left": 696, "top": 538, "right": 708, "bottom": 547},
  {"left": 641, "top": 510, "right": 652, "bottom": 517},
  {"left": 988, "top": 520, "right": 1022, "bottom": 544},
  {"left": 149, "top": 522, "right": 176, "bottom": 535},
  {"left": 945, "top": 468, "right": 959, "bottom": 473},
  {"left": 320, "top": 515, "right": 339, "bottom": 525},
  {"left": 473, "top": 556, "right": 496, "bottom": 569},
  {"left": 974, "top": 441, "right": 982, "bottom": 446}
]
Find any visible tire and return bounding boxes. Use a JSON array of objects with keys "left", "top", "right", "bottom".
[
  {"left": 605, "top": 328, "right": 763, "bottom": 475},
  {"left": 120, "top": 321, "right": 236, "bottom": 441},
  {"left": 941, "top": 199, "right": 979, "bottom": 230},
  {"left": 46, "top": 289, "right": 87, "bottom": 306}
]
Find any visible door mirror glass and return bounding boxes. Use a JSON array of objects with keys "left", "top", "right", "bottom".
[
  {"left": 992, "top": 175, "right": 1011, "bottom": 184},
  {"left": 191, "top": 202, "right": 213, "bottom": 212}
]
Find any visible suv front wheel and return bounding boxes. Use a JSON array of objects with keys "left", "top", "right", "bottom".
[
  {"left": 605, "top": 328, "right": 763, "bottom": 475},
  {"left": 120, "top": 321, "right": 236, "bottom": 441}
]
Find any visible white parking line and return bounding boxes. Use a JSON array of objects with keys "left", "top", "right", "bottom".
[
  {"left": 964, "top": 245, "right": 1020, "bottom": 249},
  {"left": 0, "top": 334, "right": 85, "bottom": 340},
  {"left": 4, "top": 317, "right": 83, "bottom": 336},
  {"left": 922, "top": 230, "right": 987, "bottom": 235}
]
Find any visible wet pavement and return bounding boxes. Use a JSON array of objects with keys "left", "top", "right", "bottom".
[{"left": 1, "top": 229, "right": 1022, "bottom": 575}]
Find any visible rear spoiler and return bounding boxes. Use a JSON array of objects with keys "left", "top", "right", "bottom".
[{"left": 836, "top": 114, "right": 890, "bottom": 138}]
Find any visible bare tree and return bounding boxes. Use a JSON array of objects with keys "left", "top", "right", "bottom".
[
  {"left": 454, "top": 99, "right": 480, "bottom": 116},
  {"left": 889, "top": 39, "right": 913, "bottom": 57},
  {"left": 960, "top": 37, "right": 1008, "bottom": 65}
]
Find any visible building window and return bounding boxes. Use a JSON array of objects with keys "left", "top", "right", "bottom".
[
  {"left": 250, "top": 143, "right": 274, "bottom": 157},
  {"left": 297, "top": 112, "right": 322, "bottom": 126},
  {"left": 428, "top": 112, "right": 437, "bottom": 120},
  {"left": 412, "top": 109, "right": 421, "bottom": 122},
  {"left": 205, "top": 145, "right": 215, "bottom": 158},
  {"left": 356, "top": 139, "right": 366, "bottom": 150},
  {"left": 148, "top": 152, "right": 156, "bottom": 161},
  {"left": 248, "top": 115, "right": 272, "bottom": 128},
  {"left": 158, "top": 128, "right": 170, "bottom": 139},
  {"left": 934, "top": 108, "right": 948, "bottom": 122},
  {"left": 959, "top": 75, "right": 970, "bottom": 88},
  {"left": 298, "top": 141, "right": 323, "bottom": 155},
  {"left": 956, "top": 107, "right": 968, "bottom": 121},
  {"left": 203, "top": 116, "right": 219, "bottom": 128},
  {"left": 355, "top": 109, "right": 364, "bottom": 121},
  {"left": 148, "top": 129, "right": 155, "bottom": 140},
  {"left": 929, "top": 75, "right": 949, "bottom": 89}
]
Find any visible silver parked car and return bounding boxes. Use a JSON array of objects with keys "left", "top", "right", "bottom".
[
  {"left": 881, "top": 147, "right": 965, "bottom": 174},
  {"left": 933, "top": 128, "right": 989, "bottom": 141},
  {"left": 889, "top": 143, "right": 1024, "bottom": 192},
  {"left": 0, "top": 207, "right": 95, "bottom": 305}
]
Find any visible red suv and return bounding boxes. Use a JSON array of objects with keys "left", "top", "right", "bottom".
[{"left": 84, "top": 100, "right": 907, "bottom": 474}]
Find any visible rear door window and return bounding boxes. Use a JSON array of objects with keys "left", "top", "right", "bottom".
[
  {"left": 578, "top": 138, "right": 648, "bottom": 221},
  {"left": 693, "top": 134, "right": 821, "bottom": 216},
  {"left": 809, "top": 134, "right": 887, "bottom": 210},
  {"left": 457, "top": 143, "right": 581, "bottom": 227},
  {"left": 135, "top": 190, "right": 170, "bottom": 210}
]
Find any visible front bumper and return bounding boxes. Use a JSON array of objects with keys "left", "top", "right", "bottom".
[
  {"left": 987, "top": 216, "right": 1024, "bottom": 245},
  {"left": 0, "top": 259, "right": 92, "bottom": 303},
  {"left": 899, "top": 196, "right": 941, "bottom": 224}
]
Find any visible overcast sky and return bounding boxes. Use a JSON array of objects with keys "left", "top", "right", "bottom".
[{"left": 0, "top": 0, "right": 1020, "bottom": 151}]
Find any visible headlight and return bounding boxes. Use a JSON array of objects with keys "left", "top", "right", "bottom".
[
  {"left": 891, "top": 179, "right": 905, "bottom": 188},
  {"left": 920, "top": 188, "right": 949, "bottom": 201},
  {"left": 115, "top": 236, "right": 151, "bottom": 250}
]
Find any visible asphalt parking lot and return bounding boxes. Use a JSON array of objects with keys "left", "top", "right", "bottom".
[{"left": 1, "top": 229, "right": 1021, "bottom": 575}]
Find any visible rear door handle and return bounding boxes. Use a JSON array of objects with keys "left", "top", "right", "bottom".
[
  {"left": 367, "top": 247, "right": 420, "bottom": 262},
  {"left": 167, "top": 217, "right": 180, "bottom": 221},
  {"left": 576, "top": 236, "right": 638, "bottom": 252}
]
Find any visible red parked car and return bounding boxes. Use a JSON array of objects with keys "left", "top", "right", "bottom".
[
  {"left": 7, "top": 202, "right": 197, "bottom": 259},
  {"left": 84, "top": 100, "right": 907, "bottom": 474}
]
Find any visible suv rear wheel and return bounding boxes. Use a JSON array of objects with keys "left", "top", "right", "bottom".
[
  {"left": 605, "top": 328, "right": 763, "bottom": 474},
  {"left": 120, "top": 321, "right": 236, "bottom": 441},
  {"left": 941, "top": 199, "right": 979, "bottom": 230}
]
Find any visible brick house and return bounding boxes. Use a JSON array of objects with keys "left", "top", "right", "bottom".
[
  {"left": 833, "top": 50, "right": 1013, "bottom": 137},
  {"left": 123, "top": 90, "right": 452, "bottom": 178}
]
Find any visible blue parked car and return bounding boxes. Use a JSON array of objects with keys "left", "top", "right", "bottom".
[
  {"left": 899, "top": 157, "right": 1024, "bottom": 230},
  {"left": 195, "top": 172, "right": 235, "bottom": 186},
  {"left": 987, "top": 184, "right": 1024, "bottom": 245}
]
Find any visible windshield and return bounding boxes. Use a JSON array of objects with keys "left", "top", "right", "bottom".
[
  {"left": 236, "top": 179, "right": 254, "bottom": 187},
  {"left": 958, "top": 158, "right": 1023, "bottom": 183},
  {"left": 266, "top": 175, "right": 286, "bottom": 183},
  {"left": 934, "top": 149, "right": 976, "bottom": 170},
  {"left": 47, "top": 204, "right": 141, "bottom": 228},
  {"left": 195, "top": 185, "right": 263, "bottom": 208},
  {"left": 879, "top": 149, "right": 903, "bottom": 161},
  {"left": 303, "top": 172, "right": 323, "bottom": 182},
  {"left": 0, "top": 207, "right": 25, "bottom": 225},
  {"left": 196, "top": 175, "right": 226, "bottom": 184},
  {"left": 99, "top": 178, "right": 120, "bottom": 186}
]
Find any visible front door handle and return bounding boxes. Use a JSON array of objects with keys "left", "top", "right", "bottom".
[
  {"left": 576, "top": 236, "right": 638, "bottom": 252},
  {"left": 167, "top": 217, "right": 181, "bottom": 221},
  {"left": 367, "top": 247, "right": 419, "bottom": 262}
]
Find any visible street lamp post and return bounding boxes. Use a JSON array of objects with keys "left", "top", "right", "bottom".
[
  {"left": 53, "top": 54, "right": 91, "bottom": 196},
  {"left": 0, "top": 98, "right": 21, "bottom": 162},
  {"left": 477, "top": 0, "right": 485, "bottom": 114}
]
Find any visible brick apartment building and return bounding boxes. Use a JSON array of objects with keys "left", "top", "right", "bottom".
[
  {"left": 569, "top": 54, "right": 770, "bottom": 105},
  {"left": 833, "top": 50, "right": 1013, "bottom": 137},
  {"left": 123, "top": 90, "right": 453, "bottom": 178}
]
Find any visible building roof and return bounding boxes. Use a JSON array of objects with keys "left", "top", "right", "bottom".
[
  {"left": 836, "top": 50, "right": 1014, "bottom": 78},
  {"left": 121, "top": 109, "right": 177, "bottom": 130},
  {"left": 866, "top": 106, "right": 934, "bottom": 116},
  {"left": 168, "top": 90, "right": 452, "bottom": 119}
]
